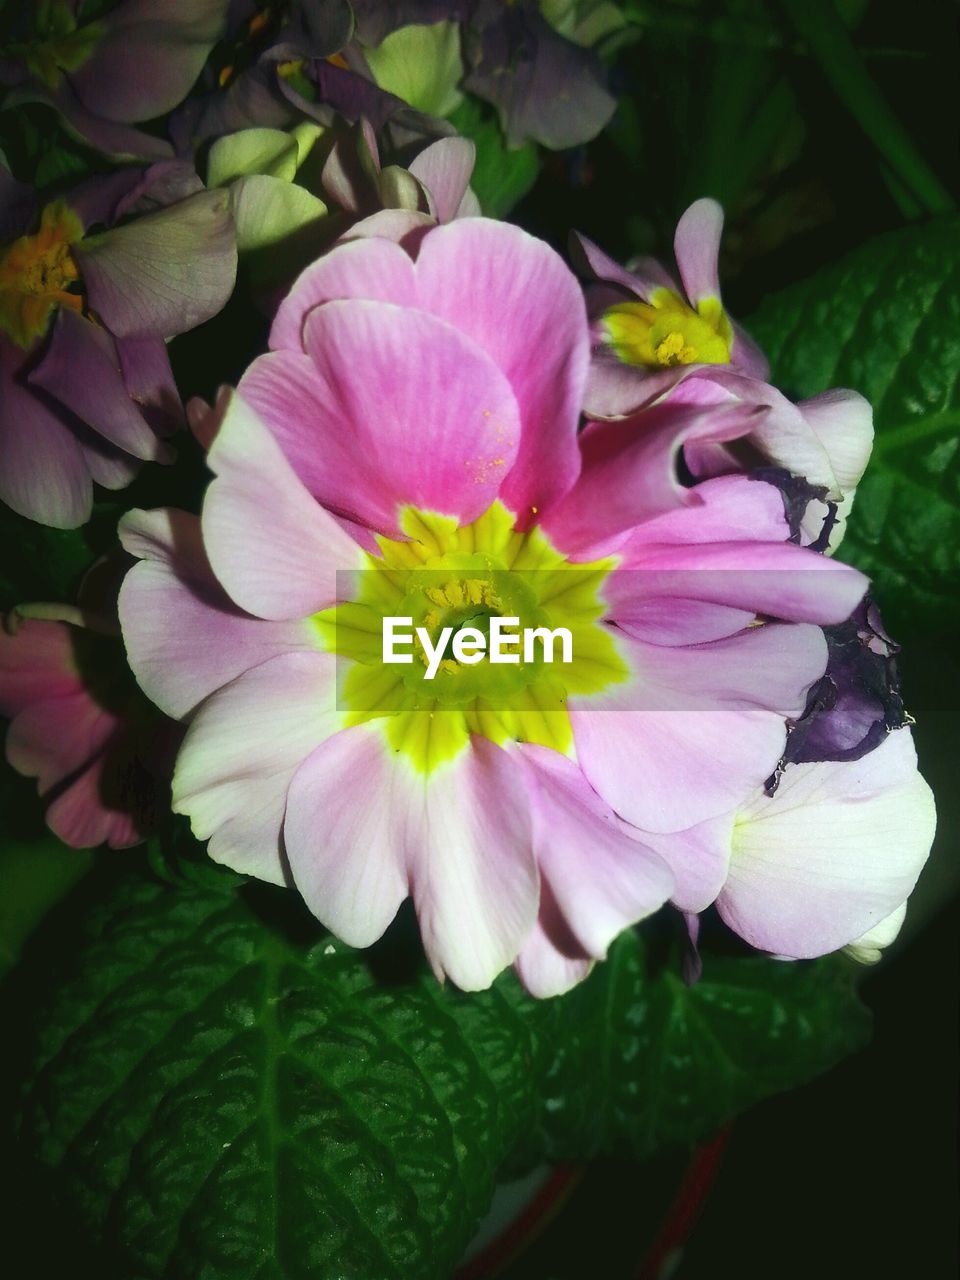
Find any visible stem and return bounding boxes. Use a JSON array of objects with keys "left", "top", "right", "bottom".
[{"left": 777, "top": 0, "right": 954, "bottom": 215}]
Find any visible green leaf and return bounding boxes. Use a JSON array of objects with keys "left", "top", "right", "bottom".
[
  {"left": 777, "top": 0, "right": 953, "bottom": 216},
  {"left": 747, "top": 215, "right": 960, "bottom": 637},
  {"left": 448, "top": 99, "right": 540, "bottom": 219},
  {"left": 5, "top": 865, "right": 868, "bottom": 1277}
]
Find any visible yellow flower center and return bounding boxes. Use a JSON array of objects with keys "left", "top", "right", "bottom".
[
  {"left": 0, "top": 200, "right": 84, "bottom": 349},
  {"left": 603, "top": 287, "right": 733, "bottom": 369},
  {"left": 317, "top": 502, "right": 628, "bottom": 773}
]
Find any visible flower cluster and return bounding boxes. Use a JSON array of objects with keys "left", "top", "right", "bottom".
[
  {"left": 0, "top": 7, "right": 935, "bottom": 998},
  {"left": 108, "top": 205, "right": 930, "bottom": 994}
]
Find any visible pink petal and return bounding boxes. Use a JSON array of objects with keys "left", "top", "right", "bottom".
[
  {"left": 643, "top": 814, "right": 735, "bottom": 913},
  {"left": 45, "top": 753, "right": 143, "bottom": 850},
  {"left": 673, "top": 198, "right": 724, "bottom": 304},
  {"left": 408, "top": 736, "right": 539, "bottom": 991},
  {"left": 269, "top": 235, "right": 418, "bottom": 352},
  {"left": 614, "top": 540, "right": 869, "bottom": 628},
  {"left": 118, "top": 507, "right": 320, "bottom": 719},
  {"left": 172, "top": 650, "right": 341, "bottom": 885},
  {"left": 572, "top": 232, "right": 677, "bottom": 300},
  {"left": 285, "top": 726, "right": 408, "bottom": 947},
  {"left": 541, "top": 403, "right": 764, "bottom": 557},
  {"left": 202, "top": 392, "right": 364, "bottom": 620},
  {"left": 513, "top": 893, "right": 593, "bottom": 998},
  {"left": 520, "top": 745, "right": 673, "bottom": 956},
  {"left": 414, "top": 219, "right": 588, "bottom": 522},
  {"left": 7, "top": 691, "right": 116, "bottom": 793},
  {"left": 241, "top": 300, "right": 522, "bottom": 535},
  {"left": 0, "top": 619, "right": 79, "bottom": 718},
  {"left": 719, "top": 730, "right": 936, "bottom": 957},
  {"left": 571, "top": 624, "right": 828, "bottom": 832}
]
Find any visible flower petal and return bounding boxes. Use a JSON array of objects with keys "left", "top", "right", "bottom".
[
  {"left": 415, "top": 219, "right": 588, "bottom": 521},
  {"left": 718, "top": 730, "right": 935, "bottom": 957},
  {"left": 407, "top": 137, "right": 475, "bottom": 223},
  {"left": 409, "top": 737, "right": 539, "bottom": 991},
  {"left": 172, "top": 650, "right": 341, "bottom": 885},
  {"left": 118, "top": 506, "right": 320, "bottom": 719},
  {"left": 0, "top": 338, "right": 91, "bottom": 529},
  {"left": 202, "top": 392, "right": 364, "bottom": 620},
  {"left": 75, "top": 188, "right": 237, "bottom": 338},
  {"left": 541, "top": 404, "right": 763, "bottom": 556},
  {"left": 28, "top": 310, "right": 169, "bottom": 461},
  {"left": 673, "top": 198, "right": 723, "bottom": 304},
  {"left": 285, "top": 727, "right": 408, "bottom": 947},
  {"left": 520, "top": 745, "right": 673, "bottom": 956},
  {"left": 241, "top": 300, "right": 522, "bottom": 534},
  {"left": 571, "top": 624, "right": 828, "bottom": 832},
  {"left": 70, "top": 0, "right": 230, "bottom": 124},
  {"left": 269, "top": 234, "right": 418, "bottom": 351}
]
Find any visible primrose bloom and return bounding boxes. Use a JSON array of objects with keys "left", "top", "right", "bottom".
[
  {"left": 577, "top": 198, "right": 771, "bottom": 417},
  {"left": 0, "top": 0, "right": 231, "bottom": 158},
  {"left": 118, "top": 219, "right": 879, "bottom": 994},
  {"left": 0, "top": 163, "right": 236, "bottom": 527},
  {"left": 0, "top": 610, "right": 175, "bottom": 849}
]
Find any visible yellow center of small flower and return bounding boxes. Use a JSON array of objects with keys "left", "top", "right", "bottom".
[
  {"left": 0, "top": 200, "right": 84, "bottom": 349},
  {"left": 603, "top": 287, "right": 733, "bottom": 369},
  {"left": 318, "top": 502, "right": 628, "bottom": 773}
]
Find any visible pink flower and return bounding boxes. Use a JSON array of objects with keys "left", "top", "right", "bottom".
[
  {"left": 0, "top": 611, "right": 174, "bottom": 849},
  {"left": 120, "top": 218, "right": 871, "bottom": 993},
  {"left": 574, "top": 200, "right": 875, "bottom": 550},
  {"left": 576, "top": 198, "right": 771, "bottom": 418}
]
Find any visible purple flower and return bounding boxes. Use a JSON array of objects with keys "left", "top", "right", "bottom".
[
  {"left": 0, "top": 162, "right": 237, "bottom": 527},
  {"left": 1, "top": 0, "right": 232, "bottom": 158},
  {"left": 462, "top": 0, "right": 617, "bottom": 148}
]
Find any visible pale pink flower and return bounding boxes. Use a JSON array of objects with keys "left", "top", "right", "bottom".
[{"left": 120, "top": 218, "right": 871, "bottom": 992}]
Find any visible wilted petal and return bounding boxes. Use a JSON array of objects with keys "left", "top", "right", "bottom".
[
  {"left": 75, "top": 188, "right": 237, "bottom": 338},
  {"left": 70, "top": 0, "right": 231, "bottom": 124},
  {"left": 28, "top": 309, "right": 169, "bottom": 461},
  {"left": 0, "top": 338, "right": 91, "bottom": 528}
]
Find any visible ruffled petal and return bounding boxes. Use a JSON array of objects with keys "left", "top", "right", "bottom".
[
  {"left": 520, "top": 745, "right": 673, "bottom": 956},
  {"left": 172, "top": 650, "right": 341, "bottom": 884},
  {"left": 718, "top": 730, "right": 935, "bottom": 957},
  {"left": 571, "top": 624, "right": 828, "bottom": 832},
  {"left": 415, "top": 219, "right": 588, "bottom": 521},
  {"left": 241, "top": 300, "right": 521, "bottom": 534}
]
